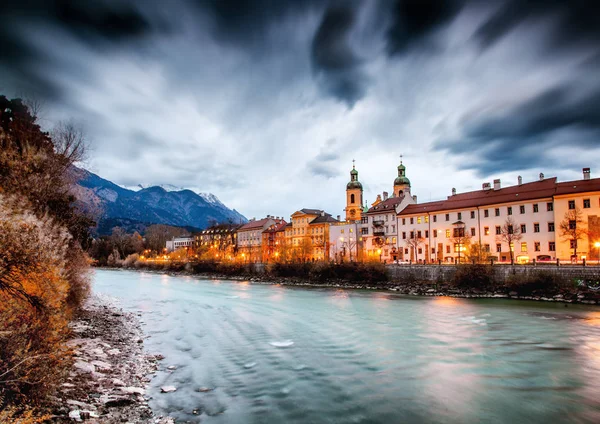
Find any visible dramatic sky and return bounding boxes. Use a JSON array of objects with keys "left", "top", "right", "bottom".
[{"left": 1, "top": 0, "right": 599, "bottom": 219}]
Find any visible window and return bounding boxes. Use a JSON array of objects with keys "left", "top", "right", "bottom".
[
  {"left": 432, "top": 247, "right": 436, "bottom": 254},
  {"left": 569, "top": 220, "right": 576, "bottom": 230},
  {"left": 471, "top": 227, "right": 476, "bottom": 236},
  {"left": 385, "top": 226, "right": 388, "bottom": 233},
  {"left": 521, "top": 242, "right": 527, "bottom": 252},
  {"left": 484, "top": 226, "right": 490, "bottom": 235},
  {"left": 425, "top": 230, "right": 429, "bottom": 238},
  {"left": 410, "top": 231, "right": 414, "bottom": 239},
  {"left": 534, "top": 223, "right": 540, "bottom": 233},
  {"left": 391, "top": 225, "right": 395, "bottom": 232},
  {"left": 417, "top": 231, "right": 422, "bottom": 238},
  {"left": 495, "top": 208, "right": 500, "bottom": 217},
  {"left": 341, "top": 229, "right": 344, "bottom": 234},
  {"left": 386, "top": 215, "right": 389, "bottom": 222},
  {"left": 496, "top": 243, "right": 502, "bottom": 252},
  {"left": 548, "top": 222, "right": 555, "bottom": 232},
  {"left": 433, "top": 215, "right": 437, "bottom": 223},
  {"left": 495, "top": 226, "right": 501, "bottom": 235},
  {"left": 425, "top": 216, "right": 429, "bottom": 223},
  {"left": 350, "top": 193, "right": 355, "bottom": 204},
  {"left": 361, "top": 228, "right": 369, "bottom": 235},
  {"left": 547, "top": 202, "right": 553, "bottom": 211},
  {"left": 484, "top": 244, "right": 490, "bottom": 252},
  {"left": 470, "top": 211, "right": 475, "bottom": 219},
  {"left": 453, "top": 227, "right": 465, "bottom": 238},
  {"left": 433, "top": 229, "right": 438, "bottom": 238},
  {"left": 457, "top": 212, "right": 462, "bottom": 220},
  {"left": 445, "top": 213, "right": 450, "bottom": 221},
  {"left": 570, "top": 240, "right": 577, "bottom": 249},
  {"left": 520, "top": 224, "right": 526, "bottom": 234},
  {"left": 405, "top": 248, "right": 409, "bottom": 254},
  {"left": 533, "top": 203, "right": 539, "bottom": 213},
  {"left": 484, "top": 209, "right": 489, "bottom": 218},
  {"left": 446, "top": 245, "right": 451, "bottom": 253},
  {"left": 534, "top": 242, "right": 540, "bottom": 252},
  {"left": 507, "top": 206, "right": 513, "bottom": 215},
  {"left": 507, "top": 225, "right": 514, "bottom": 234},
  {"left": 410, "top": 217, "right": 414, "bottom": 224},
  {"left": 349, "top": 228, "right": 354, "bottom": 233},
  {"left": 568, "top": 200, "right": 575, "bottom": 210},
  {"left": 402, "top": 218, "right": 406, "bottom": 225},
  {"left": 417, "top": 217, "right": 422, "bottom": 224},
  {"left": 520, "top": 205, "right": 525, "bottom": 214},
  {"left": 392, "top": 237, "right": 396, "bottom": 243},
  {"left": 445, "top": 229, "right": 451, "bottom": 238},
  {"left": 418, "top": 248, "right": 423, "bottom": 254},
  {"left": 584, "top": 199, "right": 591, "bottom": 208},
  {"left": 361, "top": 216, "right": 368, "bottom": 224},
  {"left": 549, "top": 242, "right": 555, "bottom": 251},
  {"left": 402, "top": 232, "right": 406, "bottom": 239}
]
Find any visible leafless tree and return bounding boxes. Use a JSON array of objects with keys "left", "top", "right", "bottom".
[
  {"left": 496, "top": 217, "right": 522, "bottom": 265},
  {"left": 405, "top": 229, "right": 425, "bottom": 262},
  {"left": 559, "top": 207, "right": 587, "bottom": 258},
  {"left": 52, "top": 121, "right": 89, "bottom": 168},
  {"left": 451, "top": 223, "right": 472, "bottom": 264}
]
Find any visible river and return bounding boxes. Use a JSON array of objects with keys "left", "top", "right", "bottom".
[{"left": 93, "top": 269, "right": 600, "bottom": 423}]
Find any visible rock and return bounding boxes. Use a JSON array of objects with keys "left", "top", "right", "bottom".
[
  {"left": 102, "top": 395, "right": 134, "bottom": 407},
  {"left": 121, "top": 386, "right": 145, "bottom": 395},
  {"left": 509, "top": 291, "right": 518, "bottom": 297},
  {"left": 426, "top": 289, "right": 435, "bottom": 293},
  {"left": 68, "top": 410, "right": 81, "bottom": 421},
  {"left": 196, "top": 387, "right": 213, "bottom": 392},
  {"left": 74, "top": 360, "right": 95, "bottom": 374},
  {"left": 107, "top": 348, "right": 121, "bottom": 355},
  {"left": 167, "top": 365, "right": 177, "bottom": 370},
  {"left": 161, "top": 386, "right": 177, "bottom": 393},
  {"left": 91, "top": 360, "right": 112, "bottom": 371},
  {"left": 113, "top": 378, "right": 126, "bottom": 387}
]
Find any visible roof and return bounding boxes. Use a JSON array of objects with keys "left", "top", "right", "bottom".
[
  {"left": 238, "top": 217, "right": 272, "bottom": 231},
  {"left": 398, "top": 176, "right": 600, "bottom": 216},
  {"left": 263, "top": 220, "right": 288, "bottom": 233},
  {"left": 367, "top": 196, "right": 404, "bottom": 214},
  {"left": 310, "top": 214, "right": 339, "bottom": 224},
  {"left": 299, "top": 208, "right": 323, "bottom": 215}
]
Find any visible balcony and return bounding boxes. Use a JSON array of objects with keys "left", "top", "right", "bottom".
[
  {"left": 373, "top": 230, "right": 385, "bottom": 237},
  {"left": 373, "top": 220, "right": 384, "bottom": 227}
]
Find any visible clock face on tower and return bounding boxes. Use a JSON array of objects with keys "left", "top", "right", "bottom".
[{"left": 350, "top": 209, "right": 356, "bottom": 217}]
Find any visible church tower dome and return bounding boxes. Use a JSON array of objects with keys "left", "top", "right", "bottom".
[
  {"left": 345, "top": 160, "right": 363, "bottom": 221},
  {"left": 393, "top": 157, "right": 411, "bottom": 197}
]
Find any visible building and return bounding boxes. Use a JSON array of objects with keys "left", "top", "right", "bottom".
[
  {"left": 236, "top": 216, "right": 277, "bottom": 262},
  {"left": 345, "top": 161, "right": 363, "bottom": 222},
  {"left": 396, "top": 168, "right": 600, "bottom": 263},
  {"left": 285, "top": 208, "right": 338, "bottom": 261},
  {"left": 165, "top": 236, "right": 194, "bottom": 252},
  {"left": 362, "top": 159, "right": 416, "bottom": 263},
  {"left": 329, "top": 220, "right": 367, "bottom": 262},
  {"left": 195, "top": 223, "right": 241, "bottom": 259},
  {"left": 261, "top": 219, "right": 287, "bottom": 262}
]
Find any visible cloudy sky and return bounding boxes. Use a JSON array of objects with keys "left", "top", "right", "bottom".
[{"left": 1, "top": 0, "right": 599, "bottom": 219}]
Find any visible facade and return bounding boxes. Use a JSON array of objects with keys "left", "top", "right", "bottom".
[
  {"left": 329, "top": 220, "right": 367, "bottom": 262},
  {"left": 261, "top": 219, "right": 287, "bottom": 262},
  {"left": 166, "top": 236, "right": 194, "bottom": 252},
  {"left": 397, "top": 169, "right": 600, "bottom": 263},
  {"left": 345, "top": 162, "right": 363, "bottom": 222},
  {"left": 236, "top": 216, "right": 277, "bottom": 262},
  {"left": 285, "top": 209, "right": 338, "bottom": 261},
  {"left": 195, "top": 223, "right": 241, "bottom": 259}
]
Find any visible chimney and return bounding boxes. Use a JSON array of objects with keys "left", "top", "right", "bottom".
[
  {"left": 493, "top": 179, "right": 501, "bottom": 190},
  {"left": 518, "top": 176, "right": 522, "bottom": 185},
  {"left": 337, "top": 215, "right": 340, "bottom": 221},
  {"left": 267, "top": 215, "right": 271, "bottom": 218},
  {"left": 452, "top": 188, "right": 456, "bottom": 196},
  {"left": 583, "top": 167, "right": 591, "bottom": 180},
  {"left": 376, "top": 194, "right": 382, "bottom": 202},
  {"left": 383, "top": 191, "right": 388, "bottom": 201},
  {"left": 482, "top": 182, "right": 491, "bottom": 190},
  {"left": 412, "top": 195, "right": 417, "bottom": 203},
  {"left": 539, "top": 172, "right": 544, "bottom": 181},
  {"left": 321, "top": 211, "right": 325, "bottom": 216}
]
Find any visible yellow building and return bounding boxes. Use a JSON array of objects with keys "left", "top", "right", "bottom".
[
  {"left": 345, "top": 161, "right": 363, "bottom": 222},
  {"left": 285, "top": 208, "right": 338, "bottom": 261}
]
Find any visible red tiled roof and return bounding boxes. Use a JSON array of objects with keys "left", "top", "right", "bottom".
[
  {"left": 263, "top": 220, "right": 288, "bottom": 233},
  {"left": 238, "top": 218, "right": 272, "bottom": 231},
  {"left": 555, "top": 178, "right": 600, "bottom": 195},
  {"left": 399, "top": 178, "right": 557, "bottom": 215}
]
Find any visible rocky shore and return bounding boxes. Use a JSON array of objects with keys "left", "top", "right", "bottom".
[{"left": 48, "top": 294, "right": 173, "bottom": 423}]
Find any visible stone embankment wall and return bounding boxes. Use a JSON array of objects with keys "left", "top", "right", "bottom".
[{"left": 386, "top": 264, "right": 600, "bottom": 283}]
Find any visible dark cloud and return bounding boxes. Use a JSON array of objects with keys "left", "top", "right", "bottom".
[
  {"left": 436, "top": 81, "right": 600, "bottom": 174},
  {"left": 311, "top": 4, "right": 367, "bottom": 107},
  {"left": 474, "top": 0, "right": 600, "bottom": 50},
  {"left": 307, "top": 138, "right": 342, "bottom": 179},
  {"left": 385, "top": 0, "right": 464, "bottom": 55}
]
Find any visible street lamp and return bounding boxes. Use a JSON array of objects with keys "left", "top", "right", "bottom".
[
  {"left": 377, "top": 248, "right": 382, "bottom": 263},
  {"left": 595, "top": 242, "right": 600, "bottom": 265}
]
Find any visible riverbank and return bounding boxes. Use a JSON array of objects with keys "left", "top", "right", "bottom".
[
  {"left": 99, "top": 263, "right": 600, "bottom": 305},
  {"left": 47, "top": 294, "right": 173, "bottom": 423}
]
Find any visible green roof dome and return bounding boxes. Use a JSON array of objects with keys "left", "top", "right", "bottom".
[
  {"left": 394, "top": 176, "right": 410, "bottom": 186},
  {"left": 347, "top": 180, "right": 363, "bottom": 189}
]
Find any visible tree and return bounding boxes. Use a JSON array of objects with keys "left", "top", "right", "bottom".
[
  {"left": 467, "top": 242, "right": 491, "bottom": 264},
  {"left": 405, "top": 229, "right": 425, "bottom": 262},
  {"left": 451, "top": 222, "right": 472, "bottom": 264},
  {"left": 496, "top": 217, "right": 522, "bottom": 264},
  {"left": 144, "top": 224, "right": 187, "bottom": 252},
  {"left": 559, "top": 207, "right": 587, "bottom": 259}
]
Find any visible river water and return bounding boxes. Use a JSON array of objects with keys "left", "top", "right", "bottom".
[{"left": 93, "top": 269, "right": 600, "bottom": 423}]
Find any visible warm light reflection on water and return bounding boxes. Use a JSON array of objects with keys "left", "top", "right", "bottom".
[{"left": 93, "top": 270, "right": 600, "bottom": 424}]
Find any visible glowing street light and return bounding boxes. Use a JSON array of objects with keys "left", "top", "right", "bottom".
[{"left": 595, "top": 241, "right": 600, "bottom": 265}]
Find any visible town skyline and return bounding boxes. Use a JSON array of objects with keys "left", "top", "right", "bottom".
[{"left": 1, "top": 0, "right": 599, "bottom": 219}]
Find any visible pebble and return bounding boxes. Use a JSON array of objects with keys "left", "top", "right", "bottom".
[{"left": 161, "top": 386, "right": 177, "bottom": 393}]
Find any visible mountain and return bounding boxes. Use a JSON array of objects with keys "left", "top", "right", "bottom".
[{"left": 72, "top": 168, "right": 247, "bottom": 234}]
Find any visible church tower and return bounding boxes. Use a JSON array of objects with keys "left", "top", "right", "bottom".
[
  {"left": 393, "top": 157, "right": 411, "bottom": 197},
  {"left": 345, "top": 160, "right": 363, "bottom": 221}
]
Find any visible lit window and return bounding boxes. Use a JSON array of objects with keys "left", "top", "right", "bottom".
[
  {"left": 521, "top": 242, "right": 527, "bottom": 252},
  {"left": 425, "top": 216, "right": 429, "bottom": 223},
  {"left": 445, "top": 229, "right": 451, "bottom": 238},
  {"left": 484, "top": 227, "right": 490, "bottom": 235},
  {"left": 417, "top": 217, "right": 422, "bottom": 224}
]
